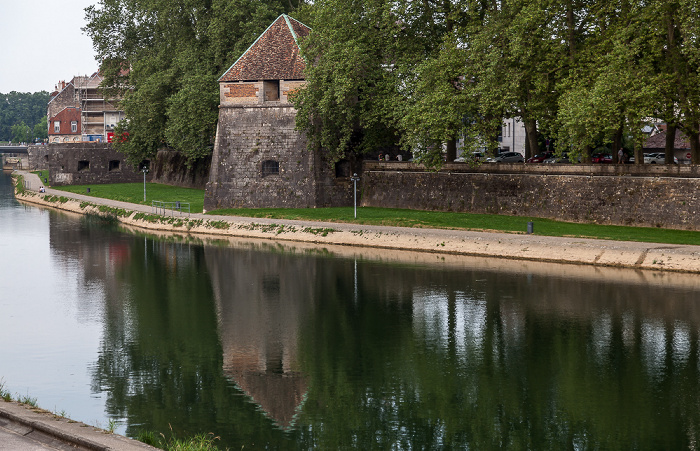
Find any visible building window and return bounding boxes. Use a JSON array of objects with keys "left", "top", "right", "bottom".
[
  {"left": 261, "top": 160, "right": 279, "bottom": 177},
  {"left": 263, "top": 80, "right": 280, "bottom": 101},
  {"left": 71, "top": 121, "right": 77, "bottom": 133},
  {"left": 53, "top": 138, "right": 59, "bottom": 143},
  {"left": 54, "top": 121, "right": 60, "bottom": 133},
  {"left": 78, "top": 160, "right": 90, "bottom": 172},
  {"left": 108, "top": 160, "right": 121, "bottom": 172}
]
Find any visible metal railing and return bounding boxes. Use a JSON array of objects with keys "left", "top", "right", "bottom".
[{"left": 151, "top": 200, "right": 190, "bottom": 217}]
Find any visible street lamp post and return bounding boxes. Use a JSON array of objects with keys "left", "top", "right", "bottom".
[
  {"left": 142, "top": 166, "right": 148, "bottom": 202},
  {"left": 350, "top": 173, "right": 360, "bottom": 219}
]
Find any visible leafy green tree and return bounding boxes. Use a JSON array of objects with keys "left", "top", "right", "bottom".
[
  {"left": 84, "top": 0, "right": 303, "bottom": 165},
  {"left": 11, "top": 121, "right": 32, "bottom": 143},
  {"left": 33, "top": 116, "right": 48, "bottom": 142},
  {"left": 0, "top": 91, "right": 50, "bottom": 142}
]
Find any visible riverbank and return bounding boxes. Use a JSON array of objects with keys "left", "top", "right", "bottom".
[
  {"left": 12, "top": 170, "right": 700, "bottom": 274},
  {"left": 0, "top": 399, "right": 156, "bottom": 450}
]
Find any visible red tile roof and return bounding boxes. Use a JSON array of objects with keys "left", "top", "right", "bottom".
[
  {"left": 644, "top": 129, "right": 691, "bottom": 150},
  {"left": 219, "top": 15, "right": 310, "bottom": 82},
  {"left": 48, "top": 107, "right": 81, "bottom": 135}
]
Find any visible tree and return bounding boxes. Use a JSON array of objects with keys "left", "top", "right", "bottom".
[
  {"left": 33, "top": 116, "right": 48, "bottom": 142},
  {"left": 84, "top": 0, "right": 303, "bottom": 165},
  {"left": 0, "top": 91, "right": 50, "bottom": 142},
  {"left": 11, "top": 122, "right": 32, "bottom": 144}
]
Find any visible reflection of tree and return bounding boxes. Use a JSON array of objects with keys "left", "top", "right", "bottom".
[
  {"left": 89, "top": 238, "right": 290, "bottom": 447},
  {"left": 293, "top": 262, "right": 700, "bottom": 449}
]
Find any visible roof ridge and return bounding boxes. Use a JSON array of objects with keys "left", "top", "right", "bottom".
[{"left": 218, "top": 15, "right": 287, "bottom": 82}]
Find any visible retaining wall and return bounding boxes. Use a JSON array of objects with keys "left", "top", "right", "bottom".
[{"left": 361, "top": 162, "right": 700, "bottom": 230}]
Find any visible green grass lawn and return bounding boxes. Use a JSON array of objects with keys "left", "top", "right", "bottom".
[
  {"left": 209, "top": 206, "right": 700, "bottom": 245},
  {"left": 53, "top": 183, "right": 206, "bottom": 213},
  {"left": 48, "top": 182, "right": 700, "bottom": 245}
]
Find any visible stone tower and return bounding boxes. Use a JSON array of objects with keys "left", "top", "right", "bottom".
[{"left": 204, "top": 15, "right": 352, "bottom": 211}]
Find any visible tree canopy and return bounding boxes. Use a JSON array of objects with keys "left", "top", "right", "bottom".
[
  {"left": 0, "top": 91, "right": 50, "bottom": 143},
  {"left": 294, "top": 0, "right": 700, "bottom": 165},
  {"left": 83, "top": 0, "right": 700, "bottom": 165},
  {"left": 84, "top": 0, "right": 307, "bottom": 165}
]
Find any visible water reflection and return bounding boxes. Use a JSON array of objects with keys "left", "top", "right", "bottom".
[{"left": 4, "top": 171, "right": 700, "bottom": 449}]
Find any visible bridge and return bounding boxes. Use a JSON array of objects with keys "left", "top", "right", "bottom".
[{"left": 0, "top": 145, "right": 28, "bottom": 154}]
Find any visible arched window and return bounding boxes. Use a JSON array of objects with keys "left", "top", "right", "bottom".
[{"left": 262, "top": 160, "right": 279, "bottom": 177}]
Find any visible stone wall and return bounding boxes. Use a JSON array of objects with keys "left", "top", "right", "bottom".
[
  {"left": 151, "top": 149, "right": 210, "bottom": 189},
  {"left": 48, "top": 142, "right": 147, "bottom": 186},
  {"left": 204, "top": 105, "right": 352, "bottom": 211},
  {"left": 361, "top": 162, "right": 700, "bottom": 230},
  {"left": 27, "top": 145, "right": 50, "bottom": 170}
]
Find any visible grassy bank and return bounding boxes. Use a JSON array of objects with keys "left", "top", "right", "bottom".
[
  {"left": 50, "top": 182, "right": 700, "bottom": 245},
  {"left": 53, "top": 183, "right": 205, "bottom": 213}
]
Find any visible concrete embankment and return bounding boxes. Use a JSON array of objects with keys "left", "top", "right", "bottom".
[
  {"left": 12, "top": 170, "right": 700, "bottom": 274},
  {"left": 0, "top": 399, "right": 156, "bottom": 450}
]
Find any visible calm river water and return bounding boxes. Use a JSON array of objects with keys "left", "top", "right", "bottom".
[{"left": 2, "top": 171, "right": 700, "bottom": 449}]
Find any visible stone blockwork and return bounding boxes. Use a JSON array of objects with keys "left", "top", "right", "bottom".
[
  {"left": 27, "top": 145, "right": 50, "bottom": 170},
  {"left": 151, "top": 149, "right": 210, "bottom": 189},
  {"left": 204, "top": 105, "right": 352, "bottom": 211},
  {"left": 48, "top": 142, "right": 147, "bottom": 186},
  {"left": 362, "top": 162, "right": 700, "bottom": 230}
]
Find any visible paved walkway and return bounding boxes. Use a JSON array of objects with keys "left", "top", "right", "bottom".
[{"left": 13, "top": 170, "right": 700, "bottom": 275}]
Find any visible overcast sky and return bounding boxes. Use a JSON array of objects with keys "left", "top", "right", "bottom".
[{"left": 0, "top": 0, "right": 99, "bottom": 94}]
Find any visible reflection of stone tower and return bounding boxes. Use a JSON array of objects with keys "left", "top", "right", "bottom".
[
  {"left": 204, "top": 15, "right": 352, "bottom": 211},
  {"left": 205, "top": 244, "right": 315, "bottom": 429}
]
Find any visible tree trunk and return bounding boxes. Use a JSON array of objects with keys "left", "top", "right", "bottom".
[
  {"left": 613, "top": 125, "right": 623, "bottom": 163},
  {"left": 582, "top": 145, "right": 591, "bottom": 163},
  {"left": 445, "top": 138, "right": 457, "bottom": 162},
  {"left": 690, "top": 128, "right": 700, "bottom": 165},
  {"left": 634, "top": 138, "right": 644, "bottom": 165},
  {"left": 665, "top": 124, "right": 676, "bottom": 164},
  {"left": 523, "top": 118, "right": 538, "bottom": 160}
]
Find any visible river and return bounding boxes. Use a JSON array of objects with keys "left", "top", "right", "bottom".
[{"left": 2, "top": 171, "right": 700, "bottom": 449}]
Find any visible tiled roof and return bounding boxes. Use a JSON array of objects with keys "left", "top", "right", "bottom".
[
  {"left": 219, "top": 15, "right": 310, "bottom": 82},
  {"left": 48, "top": 107, "right": 81, "bottom": 135},
  {"left": 644, "top": 129, "right": 690, "bottom": 150}
]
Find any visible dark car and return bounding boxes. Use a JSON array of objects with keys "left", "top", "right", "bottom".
[
  {"left": 591, "top": 153, "right": 613, "bottom": 163},
  {"left": 526, "top": 152, "right": 554, "bottom": 163},
  {"left": 486, "top": 152, "right": 525, "bottom": 163}
]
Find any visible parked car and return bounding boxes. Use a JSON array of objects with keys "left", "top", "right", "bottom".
[
  {"left": 591, "top": 153, "right": 613, "bottom": 163},
  {"left": 454, "top": 151, "right": 485, "bottom": 163},
  {"left": 644, "top": 153, "right": 678, "bottom": 164},
  {"left": 544, "top": 152, "right": 571, "bottom": 164},
  {"left": 526, "top": 152, "right": 554, "bottom": 163},
  {"left": 485, "top": 152, "right": 525, "bottom": 163}
]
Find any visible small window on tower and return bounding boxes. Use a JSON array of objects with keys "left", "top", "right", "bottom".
[
  {"left": 261, "top": 160, "right": 279, "bottom": 177},
  {"left": 263, "top": 80, "right": 280, "bottom": 101}
]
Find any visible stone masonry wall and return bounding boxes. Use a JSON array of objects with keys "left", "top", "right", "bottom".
[
  {"left": 151, "top": 149, "right": 211, "bottom": 189},
  {"left": 361, "top": 162, "right": 700, "bottom": 230},
  {"left": 27, "top": 145, "right": 50, "bottom": 170},
  {"left": 204, "top": 105, "right": 352, "bottom": 211},
  {"left": 48, "top": 142, "right": 147, "bottom": 186}
]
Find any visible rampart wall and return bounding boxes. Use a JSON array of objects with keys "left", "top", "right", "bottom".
[
  {"left": 361, "top": 162, "right": 700, "bottom": 230},
  {"left": 48, "top": 142, "right": 146, "bottom": 186}
]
